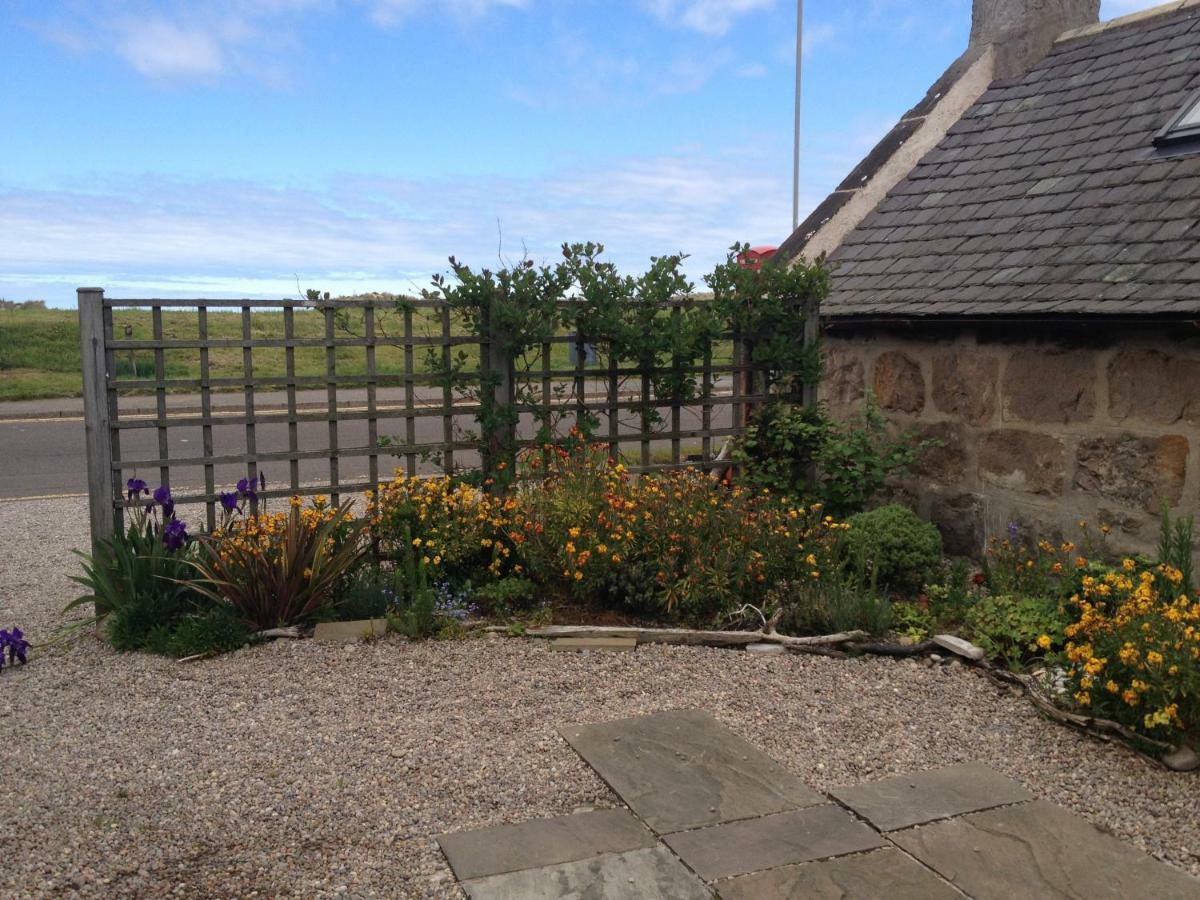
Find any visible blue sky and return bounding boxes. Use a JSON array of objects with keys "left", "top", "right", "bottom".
[{"left": 1, "top": 0, "right": 1161, "bottom": 306}]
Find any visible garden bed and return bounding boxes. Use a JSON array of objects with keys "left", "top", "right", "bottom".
[{"left": 4, "top": 495, "right": 1200, "bottom": 896}]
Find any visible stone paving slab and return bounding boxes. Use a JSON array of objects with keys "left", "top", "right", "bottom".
[
  {"left": 560, "top": 709, "right": 824, "bottom": 833},
  {"left": 312, "top": 618, "right": 388, "bottom": 642},
  {"left": 891, "top": 799, "right": 1200, "bottom": 900},
  {"left": 715, "top": 847, "right": 965, "bottom": 900},
  {"left": 460, "top": 846, "right": 712, "bottom": 899},
  {"left": 663, "top": 804, "right": 885, "bottom": 882},
  {"left": 436, "top": 809, "right": 657, "bottom": 882},
  {"left": 831, "top": 762, "right": 1032, "bottom": 831}
]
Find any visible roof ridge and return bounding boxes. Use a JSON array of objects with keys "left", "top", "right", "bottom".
[{"left": 1056, "top": 0, "right": 1200, "bottom": 43}]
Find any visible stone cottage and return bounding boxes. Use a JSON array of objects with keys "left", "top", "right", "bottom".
[{"left": 779, "top": 0, "right": 1200, "bottom": 557}]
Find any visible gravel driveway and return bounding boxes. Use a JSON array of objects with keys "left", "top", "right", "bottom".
[{"left": 2, "top": 496, "right": 1197, "bottom": 898}]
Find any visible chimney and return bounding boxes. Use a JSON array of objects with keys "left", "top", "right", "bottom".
[{"left": 970, "top": 0, "right": 1100, "bottom": 78}]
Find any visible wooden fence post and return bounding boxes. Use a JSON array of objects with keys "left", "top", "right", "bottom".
[
  {"left": 802, "top": 296, "right": 820, "bottom": 408},
  {"left": 78, "top": 287, "right": 118, "bottom": 550},
  {"left": 479, "top": 306, "right": 516, "bottom": 488}
]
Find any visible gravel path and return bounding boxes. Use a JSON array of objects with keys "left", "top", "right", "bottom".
[{"left": 2, "top": 496, "right": 1198, "bottom": 898}]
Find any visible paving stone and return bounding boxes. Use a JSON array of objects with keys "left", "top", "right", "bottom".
[
  {"left": 891, "top": 799, "right": 1200, "bottom": 900},
  {"left": 715, "top": 847, "right": 963, "bottom": 900},
  {"left": 312, "top": 619, "right": 388, "bottom": 642},
  {"left": 461, "top": 846, "right": 711, "bottom": 900},
  {"left": 830, "top": 762, "right": 1031, "bottom": 831},
  {"left": 548, "top": 637, "right": 637, "bottom": 652},
  {"left": 436, "top": 809, "right": 657, "bottom": 882},
  {"left": 663, "top": 805, "right": 885, "bottom": 882},
  {"left": 560, "top": 709, "right": 823, "bottom": 833}
]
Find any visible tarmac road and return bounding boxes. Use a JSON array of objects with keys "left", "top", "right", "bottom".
[{"left": 0, "top": 388, "right": 732, "bottom": 500}]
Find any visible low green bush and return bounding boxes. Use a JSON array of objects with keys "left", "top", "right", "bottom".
[
  {"left": 845, "top": 504, "right": 942, "bottom": 598},
  {"left": 965, "top": 594, "right": 1065, "bottom": 672},
  {"left": 733, "top": 396, "right": 927, "bottom": 517}
]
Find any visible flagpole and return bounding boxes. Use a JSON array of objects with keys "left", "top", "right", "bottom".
[{"left": 792, "top": 0, "right": 803, "bottom": 232}]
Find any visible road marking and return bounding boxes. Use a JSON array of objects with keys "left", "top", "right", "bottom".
[{"left": 0, "top": 491, "right": 89, "bottom": 502}]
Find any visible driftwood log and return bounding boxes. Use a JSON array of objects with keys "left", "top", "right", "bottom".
[{"left": 501, "top": 624, "right": 866, "bottom": 655}]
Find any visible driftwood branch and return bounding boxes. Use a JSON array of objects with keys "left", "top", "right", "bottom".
[
  {"left": 981, "top": 665, "right": 1171, "bottom": 762},
  {"left": 502, "top": 624, "right": 865, "bottom": 654},
  {"left": 847, "top": 640, "right": 937, "bottom": 657}
]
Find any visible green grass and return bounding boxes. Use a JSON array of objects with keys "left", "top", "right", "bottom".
[{"left": 0, "top": 304, "right": 733, "bottom": 403}]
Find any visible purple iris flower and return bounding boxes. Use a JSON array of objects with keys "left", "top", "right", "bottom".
[
  {"left": 1007, "top": 521, "right": 1020, "bottom": 540},
  {"left": 126, "top": 477, "right": 148, "bottom": 500},
  {"left": 0, "top": 627, "right": 29, "bottom": 669},
  {"left": 153, "top": 485, "right": 176, "bottom": 519},
  {"left": 237, "top": 477, "right": 257, "bottom": 504},
  {"left": 219, "top": 491, "right": 239, "bottom": 513},
  {"left": 163, "top": 518, "right": 189, "bottom": 551}
]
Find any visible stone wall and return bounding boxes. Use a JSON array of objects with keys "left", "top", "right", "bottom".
[{"left": 822, "top": 322, "right": 1200, "bottom": 559}]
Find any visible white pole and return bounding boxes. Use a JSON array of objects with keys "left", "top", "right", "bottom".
[{"left": 792, "top": 0, "right": 803, "bottom": 232}]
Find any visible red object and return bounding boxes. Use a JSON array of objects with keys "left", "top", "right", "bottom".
[{"left": 737, "top": 245, "right": 778, "bottom": 270}]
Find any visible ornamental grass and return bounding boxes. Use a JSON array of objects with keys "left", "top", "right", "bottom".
[{"left": 190, "top": 496, "right": 368, "bottom": 630}]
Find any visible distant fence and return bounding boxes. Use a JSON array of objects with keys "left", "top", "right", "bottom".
[{"left": 79, "top": 288, "right": 818, "bottom": 548}]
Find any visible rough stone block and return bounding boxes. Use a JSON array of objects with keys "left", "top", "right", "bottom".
[
  {"left": 891, "top": 800, "right": 1200, "bottom": 900},
  {"left": 715, "top": 847, "right": 963, "bottom": 900},
  {"left": 462, "top": 846, "right": 711, "bottom": 899},
  {"left": 560, "top": 709, "right": 823, "bottom": 833},
  {"left": 830, "top": 762, "right": 1032, "bottom": 832},
  {"left": 1002, "top": 348, "right": 1096, "bottom": 424},
  {"left": 1108, "top": 348, "right": 1200, "bottom": 425},
  {"left": 822, "top": 344, "right": 865, "bottom": 416},
  {"left": 978, "top": 429, "right": 1066, "bottom": 496},
  {"left": 663, "top": 805, "right": 884, "bottom": 881},
  {"left": 312, "top": 619, "right": 388, "bottom": 642},
  {"left": 1074, "top": 434, "right": 1189, "bottom": 512},
  {"left": 437, "top": 809, "right": 656, "bottom": 881},
  {"left": 873, "top": 351, "right": 926, "bottom": 414},
  {"left": 909, "top": 421, "right": 968, "bottom": 484},
  {"left": 930, "top": 491, "right": 985, "bottom": 557},
  {"left": 932, "top": 350, "right": 999, "bottom": 424}
]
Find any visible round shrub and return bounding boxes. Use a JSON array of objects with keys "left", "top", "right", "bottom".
[{"left": 845, "top": 504, "right": 942, "bottom": 598}]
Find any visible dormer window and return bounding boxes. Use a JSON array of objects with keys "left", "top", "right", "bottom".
[{"left": 1154, "top": 89, "right": 1200, "bottom": 149}]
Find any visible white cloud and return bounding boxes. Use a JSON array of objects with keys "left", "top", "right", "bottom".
[
  {"left": 644, "top": 0, "right": 775, "bottom": 37},
  {"left": 363, "top": 0, "right": 528, "bottom": 28},
  {"left": 0, "top": 149, "right": 804, "bottom": 304},
  {"left": 115, "top": 17, "right": 225, "bottom": 78},
  {"left": 36, "top": 0, "right": 531, "bottom": 83}
]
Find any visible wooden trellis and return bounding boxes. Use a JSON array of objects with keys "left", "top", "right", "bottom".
[{"left": 78, "top": 289, "right": 818, "bottom": 548}]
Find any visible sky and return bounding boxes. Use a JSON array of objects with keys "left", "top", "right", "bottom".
[{"left": 0, "top": 0, "right": 1164, "bottom": 306}]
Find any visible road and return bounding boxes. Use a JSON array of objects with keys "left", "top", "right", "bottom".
[{"left": 0, "top": 389, "right": 734, "bottom": 500}]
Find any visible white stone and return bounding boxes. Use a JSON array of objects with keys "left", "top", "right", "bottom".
[
  {"left": 932, "top": 634, "right": 986, "bottom": 661},
  {"left": 1162, "top": 745, "right": 1199, "bottom": 772},
  {"left": 746, "top": 643, "right": 785, "bottom": 655}
]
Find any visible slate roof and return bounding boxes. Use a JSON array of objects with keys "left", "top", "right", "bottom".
[{"left": 814, "top": 5, "right": 1200, "bottom": 319}]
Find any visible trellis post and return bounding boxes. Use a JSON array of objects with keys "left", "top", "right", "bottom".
[{"left": 78, "top": 287, "right": 118, "bottom": 550}]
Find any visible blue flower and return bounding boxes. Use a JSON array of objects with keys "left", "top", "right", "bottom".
[
  {"left": 153, "top": 485, "right": 176, "bottom": 520},
  {"left": 0, "top": 627, "right": 29, "bottom": 669},
  {"left": 163, "top": 519, "right": 189, "bottom": 551},
  {"left": 219, "top": 491, "right": 239, "bottom": 513},
  {"left": 236, "top": 477, "right": 258, "bottom": 504},
  {"left": 126, "top": 477, "right": 148, "bottom": 500}
]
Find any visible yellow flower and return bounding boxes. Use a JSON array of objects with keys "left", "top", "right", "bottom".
[
  {"left": 573, "top": 570, "right": 583, "bottom": 581},
  {"left": 568, "top": 526, "right": 581, "bottom": 538},
  {"left": 1036, "top": 634, "right": 1052, "bottom": 651}
]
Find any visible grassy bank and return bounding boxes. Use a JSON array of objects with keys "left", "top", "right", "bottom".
[{"left": 0, "top": 304, "right": 735, "bottom": 403}]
